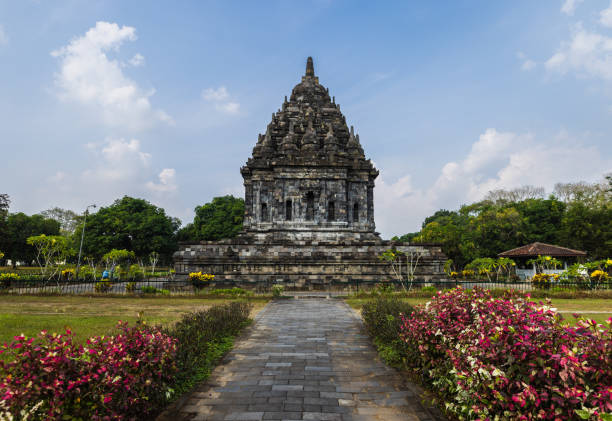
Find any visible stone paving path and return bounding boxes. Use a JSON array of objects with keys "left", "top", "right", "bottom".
[{"left": 159, "top": 299, "right": 443, "bottom": 421}]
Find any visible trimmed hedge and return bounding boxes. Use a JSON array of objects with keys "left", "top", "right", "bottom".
[
  {"left": 0, "top": 301, "right": 253, "bottom": 420},
  {"left": 361, "top": 295, "right": 414, "bottom": 367},
  {"left": 165, "top": 301, "right": 252, "bottom": 395}
]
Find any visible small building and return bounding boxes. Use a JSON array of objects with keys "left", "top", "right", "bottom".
[{"left": 498, "top": 242, "right": 587, "bottom": 280}]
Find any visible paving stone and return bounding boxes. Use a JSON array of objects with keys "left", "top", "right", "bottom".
[{"left": 158, "top": 299, "right": 445, "bottom": 421}]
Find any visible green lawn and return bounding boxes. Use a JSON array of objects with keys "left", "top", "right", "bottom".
[
  {"left": 0, "top": 295, "right": 268, "bottom": 345},
  {"left": 345, "top": 296, "right": 612, "bottom": 326}
]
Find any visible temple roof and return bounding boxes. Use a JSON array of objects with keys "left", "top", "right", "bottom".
[
  {"left": 498, "top": 242, "right": 587, "bottom": 258},
  {"left": 248, "top": 57, "right": 372, "bottom": 168}
]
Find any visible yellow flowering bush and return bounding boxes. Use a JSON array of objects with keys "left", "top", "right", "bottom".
[
  {"left": 590, "top": 269, "right": 610, "bottom": 282},
  {"left": 450, "top": 271, "right": 459, "bottom": 279},
  {"left": 531, "top": 273, "right": 559, "bottom": 289},
  {"left": 0, "top": 273, "right": 20, "bottom": 282},
  {"left": 61, "top": 268, "right": 75, "bottom": 279},
  {"left": 188, "top": 272, "right": 214, "bottom": 282},
  {"left": 461, "top": 269, "right": 475, "bottom": 279},
  {"left": 189, "top": 272, "right": 214, "bottom": 289},
  {"left": 0, "top": 273, "right": 20, "bottom": 288}
]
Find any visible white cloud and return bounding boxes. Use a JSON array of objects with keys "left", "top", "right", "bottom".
[
  {"left": 216, "top": 102, "right": 240, "bottom": 114},
  {"left": 146, "top": 168, "right": 177, "bottom": 193},
  {"left": 517, "top": 52, "right": 536, "bottom": 71},
  {"left": 202, "top": 86, "right": 241, "bottom": 114},
  {"left": 84, "top": 138, "right": 151, "bottom": 182},
  {"left": 600, "top": 1, "right": 612, "bottom": 27},
  {"left": 375, "top": 128, "right": 611, "bottom": 237},
  {"left": 561, "top": 0, "right": 584, "bottom": 15},
  {"left": 0, "top": 24, "right": 8, "bottom": 45},
  {"left": 41, "top": 138, "right": 179, "bottom": 219},
  {"left": 521, "top": 60, "right": 536, "bottom": 71},
  {"left": 51, "top": 21, "right": 172, "bottom": 130},
  {"left": 48, "top": 171, "right": 67, "bottom": 184},
  {"left": 129, "top": 53, "right": 145, "bottom": 67},
  {"left": 202, "top": 86, "right": 229, "bottom": 101},
  {"left": 545, "top": 23, "right": 612, "bottom": 80}
]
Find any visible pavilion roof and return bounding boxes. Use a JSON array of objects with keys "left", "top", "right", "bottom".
[{"left": 498, "top": 242, "right": 586, "bottom": 258}]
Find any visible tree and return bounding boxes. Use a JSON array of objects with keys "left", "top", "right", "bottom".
[
  {"left": 0, "top": 194, "right": 10, "bottom": 259},
  {"left": 0, "top": 194, "right": 9, "bottom": 215},
  {"left": 484, "top": 186, "right": 545, "bottom": 203},
  {"left": 26, "top": 234, "right": 73, "bottom": 278},
  {"left": 102, "top": 249, "right": 135, "bottom": 272},
  {"left": 186, "top": 195, "right": 245, "bottom": 241},
  {"left": 397, "top": 178, "right": 611, "bottom": 268},
  {"left": 78, "top": 196, "right": 180, "bottom": 261},
  {"left": 379, "top": 248, "right": 422, "bottom": 290},
  {"left": 4, "top": 213, "right": 61, "bottom": 265},
  {"left": 40, "top": 207, "right": 80, "bottom": 236}
]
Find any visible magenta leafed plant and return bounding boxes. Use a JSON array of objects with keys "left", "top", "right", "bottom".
[
  {"left": 0, "top": 322, "right": 177, "bottom": 420},
  {"left": 399, "top": 287, "right": 612, "bottom": 420}
]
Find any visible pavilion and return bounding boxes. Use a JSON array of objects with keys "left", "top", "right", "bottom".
[{"left": 498, "top": 242, "right": 586, "bottom": 279}]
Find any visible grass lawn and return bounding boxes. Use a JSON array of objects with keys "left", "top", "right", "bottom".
[
  {"left": 0, "top": 295, "right": 268, "bottom": 345},
  {"left": 345, "top": 296, "right": 612, "bottom": 326}
]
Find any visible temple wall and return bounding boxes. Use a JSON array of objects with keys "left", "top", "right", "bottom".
[{"left": 174, "top": 240, "right": 447, "bottom": 287}]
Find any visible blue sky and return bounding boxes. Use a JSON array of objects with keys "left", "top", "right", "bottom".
[{"left": 0, "top": 0, "right": 611, "bottom": 237}]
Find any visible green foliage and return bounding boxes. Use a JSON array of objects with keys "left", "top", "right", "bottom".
[
  {"left": 527, "top": 254, "right": 562, "bottom": 271},
  {"left": 101, "top": 248, "right": 135, "bottom": 271},
  {"left": 2, "top": 213, "right": 61, "bottom": 265},
  {"left": 163, "top": 302, "right": 252, "bottom": 396},
  {"left": 401, "top": 180, "right": 612, "bottom": 266},
  {"left": 39, "top": 207, "right": 80, "bottom": 236},
  {"left": 271, "top": 285, "right": 284, "bottom": 297},
  {"left": 26, "top": 234, "right": 73, "bottom": 278},
  {"left": 180, "top": 195, "right": 245, "bottom": 242},
  {"left": 94, "top": 280, "right": 112, "bottom": 293},
  {"left": 362, "top": 295, "right": 415, "bottom": 368},
  {"left": 141, "top": 286, "right": 169, "bottom": 294},
  {"left": 78, "top": 196, "right": 180, "bottom": 261}
]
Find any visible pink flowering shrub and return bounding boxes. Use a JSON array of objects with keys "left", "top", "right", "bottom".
[
  {"left": 400, "top": 288, "right": 612, "bottom": 420},
  {"left": 0, "top": 322, "right": 177, "bottom": 420}
]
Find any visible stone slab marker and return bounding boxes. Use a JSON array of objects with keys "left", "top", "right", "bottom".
[{"left": 158, "top": 299, "right": 445, "bottom": 421}]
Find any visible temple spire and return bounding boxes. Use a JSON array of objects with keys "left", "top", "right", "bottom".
[{"left": 305, "top": 56, "right": 315, "bottom": 77}]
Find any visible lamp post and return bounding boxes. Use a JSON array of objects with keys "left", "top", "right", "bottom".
[{"left": 75, "top": 204, "right": 96, "bottom": 280}]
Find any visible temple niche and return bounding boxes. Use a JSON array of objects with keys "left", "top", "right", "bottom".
[{"left": 174, "top": 58, "right": 446, "bottom": 287}]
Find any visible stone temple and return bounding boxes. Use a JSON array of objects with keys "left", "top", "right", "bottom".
[{"left": 174, "top": 57, "right": 446, "bottom": 288}]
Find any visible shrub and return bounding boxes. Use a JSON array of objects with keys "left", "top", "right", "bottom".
[
  {"left": 141, "top": 285, "right": 158, "bottom": 294},
  {"left": 531, "top": 272, "right": 559, "bottom": 289},
  {"left": 164, "top": 302, "right": 252, "bottom": 395},
  {"left": 0, "top": 322, "right": 177, "bottom": 420},
  {"left": 189, "top": 271, "right": 214, "bottom": 289},
  {"left": 125, "top": 281, "right": 137, "bottom": 293},
  {"left": 61, "top": 268, "right": 75, "bottom": 280},
  {"left": 591, "top": 269, "right": 610, "bottom": 283},
  {"left": 0, "top": 273, "right": 19, "bottom": 288},
  {"left": 128, "top": 264, "right": 144, "bottom": 281},
  {"left": 362, "top": 295, "right": 414, "bottom": 367},
  {"left": 399, "top": 288, "right": 612, "bottom": 420},
  {"left": 271, "top": 285, "right": 284, "bottom": 297},
  {"left": 94, "top": 280, "right": 112, "bottom": 293},
  {"left": 206, "top": 287, "right": 250, "bottom": 297}
]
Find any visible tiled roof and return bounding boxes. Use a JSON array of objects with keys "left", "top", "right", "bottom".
[{"left": 498, "top": 242, "right": 586, "bottom": 257}]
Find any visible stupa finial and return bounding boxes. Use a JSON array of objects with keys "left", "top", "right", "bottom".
[{"left": 305, "top": 56, "right": 315, "bottom": 77}]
